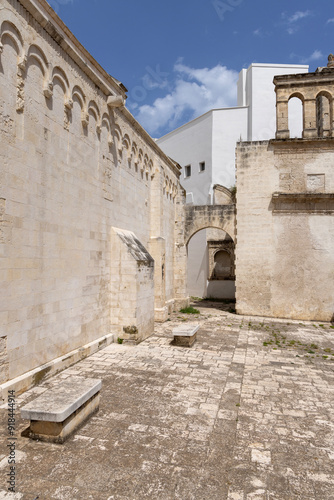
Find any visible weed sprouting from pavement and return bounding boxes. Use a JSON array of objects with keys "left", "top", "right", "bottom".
[
  {"left": 261, "top": 330, "right": 332, "bottom": 361},
  {"left": 180, "top": 307, "right": 200, "bottom": 314}
]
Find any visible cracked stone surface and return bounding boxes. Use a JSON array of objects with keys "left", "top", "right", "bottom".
[{"left": 1, "top": 301, "right": 334, "bottom": 499}]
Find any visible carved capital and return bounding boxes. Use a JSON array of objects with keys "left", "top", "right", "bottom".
[
  {"left": 82, "top": 112, "right": 89, "bottom": 127},
  {"left": 107, "top": 95, "right": 125, "bottom": 108},
  {"left": 65, "top": 98, "right": 73, "bottom": 110},
  {"left": 43, "top": 82, "right": 53, "bottom": 99},
  {"left": 18, "top": 55, "right": 27, "bottom": 73}
]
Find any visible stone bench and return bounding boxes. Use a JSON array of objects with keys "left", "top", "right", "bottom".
[
  {"left": 172, "top": 324, "right": 200, "bottom": 347},
  {"left": 21, "top": 377, "right": 101, "bottom": 444}
]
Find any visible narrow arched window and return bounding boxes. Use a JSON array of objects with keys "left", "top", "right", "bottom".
[{"left": 288, "top": 97, "right": 303, "bottom": 138}]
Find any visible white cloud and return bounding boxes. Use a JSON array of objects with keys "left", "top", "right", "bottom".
[
  {"left": 287, "top": 27, "right": 297, "bottom": 35},
  {"left": 132, "top": 61, "right": 238, "bottom": 136},
  {"left": 142, "top": 74, "right": 168, "bottom": 91},
  {"left": 294, "top": 50, "right": 325, "bottom": 64},
  {"left": 253, "top": 27, "right": 271, "bottom": 37},
  {"left": 282, "top": 10, "right": 312, "bottom": 34},
  {"left": 288, "top": 10, "right": 312, "bottom": 23},
  {"left": 309, "top": 50, "right": 324, "bottom": 61},
  {"left": 327, "top": 18, "right": 334, "bottom": 24}
]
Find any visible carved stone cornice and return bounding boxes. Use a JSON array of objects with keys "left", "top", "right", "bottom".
[{"left": 271, "top": 192, "right": 334, "bottom": 214}]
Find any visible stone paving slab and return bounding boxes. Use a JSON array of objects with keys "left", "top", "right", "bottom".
[{"left": 0, "top": 301, "right": 334, "bottom": 499}]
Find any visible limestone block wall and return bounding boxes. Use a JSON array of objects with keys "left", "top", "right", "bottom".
[
  {"left": 236, "top": 139, "right": 334, "bottom": 321},
  {"left": 0, "top": 0, "right": 186, "bottom": 386}
]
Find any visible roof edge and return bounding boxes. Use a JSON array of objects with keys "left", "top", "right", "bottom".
[
  {"left": 18, "top": 0, "right": 127, "bottom": 97},
  {"left": 122, "top": 107, "right": 181, "bottom": 177}
]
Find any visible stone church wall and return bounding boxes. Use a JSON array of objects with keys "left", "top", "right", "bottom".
[{"left": 0, "top": 0, "right": 187, "bottom": 390}]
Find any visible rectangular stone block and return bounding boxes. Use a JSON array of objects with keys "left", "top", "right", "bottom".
[
  {"left": 21, "top": 377, "right": 101, "bottom": 443},
  {"left": 173, "top": 324, "right": 199, "bottom": 347}
]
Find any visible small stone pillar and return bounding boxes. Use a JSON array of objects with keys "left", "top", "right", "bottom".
[
  {"left": 303, "top": 99, "right": 317, "bottom": 139},
  {"left": 328, "top": 54, "right": 334, "bottom": 137},
  {"left": 173, "top": 185, "right": 189, "bottom": 310},
  {"left": 275, "top": 100, "right": 290, "bottom": 139},
  {"left": 149, "top": 236, "right": 168, "bottom": 322},
  {"left": 331, "top": 99, "right": 334, "bottom": 138}
]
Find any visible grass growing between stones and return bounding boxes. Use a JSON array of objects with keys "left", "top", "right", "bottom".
[
  {"left": 262, "top": 329, "right": 334, "bottom": 361},
  {"left": 179, "top": 306, "right": 200, "bottom": 314}
]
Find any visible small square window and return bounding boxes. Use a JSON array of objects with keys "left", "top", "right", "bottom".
[
  {"left": 199, "top": 161, "right": 205, "bottom": 172},
  {"left": 185, "top": 165, "right": 191, "bottom": 178}
]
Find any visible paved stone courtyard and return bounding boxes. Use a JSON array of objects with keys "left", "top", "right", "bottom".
[{"left": 1, "top": 301, "right": 334, "bottom": 500}]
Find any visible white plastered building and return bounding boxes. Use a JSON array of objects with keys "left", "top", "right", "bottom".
[{"left": 157, "top": 63, "right": 309, "bottom": 299}]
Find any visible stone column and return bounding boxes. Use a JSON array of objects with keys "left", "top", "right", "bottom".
[
  {"left": 275, "top": 100, "right": 290, "bottom": 139},
  {"left": 331, "top": 99, "right": 334, "bottom": 138},
  {"left": 303, "top": 99, "right": 317, "bottom": 138},
  {"left": 149, "top": 165, "right": 168, "bottom": 321},
  {"left": 173, "top": 185, "right": 189, "bottom": 310},
  {"left": 149, "top": 236, "right": 167, "bottom": 321}
]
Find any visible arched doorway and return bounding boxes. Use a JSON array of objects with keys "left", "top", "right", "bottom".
[{"left": 187, "top": 227, "right": 235, "bottom": 299}]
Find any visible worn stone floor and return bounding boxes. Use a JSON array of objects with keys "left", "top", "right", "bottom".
[{"left": 1, "top": 301, "right": 334, "bottom": 500}]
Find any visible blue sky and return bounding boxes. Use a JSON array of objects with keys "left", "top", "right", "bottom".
[{"left": 51, "top": 0, "right": 334, "bottom": 137}]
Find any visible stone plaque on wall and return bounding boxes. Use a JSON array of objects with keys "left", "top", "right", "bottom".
[{"left": 307, "top": 174, "right": 325, "bottom": 192}]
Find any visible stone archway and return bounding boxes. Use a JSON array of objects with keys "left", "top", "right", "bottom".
[
  {"left": 184, "top": 204, "right": 236, "bottom": 299},
  {"left": 184, "top": 204, "right": 236, "bottom": 245}
]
